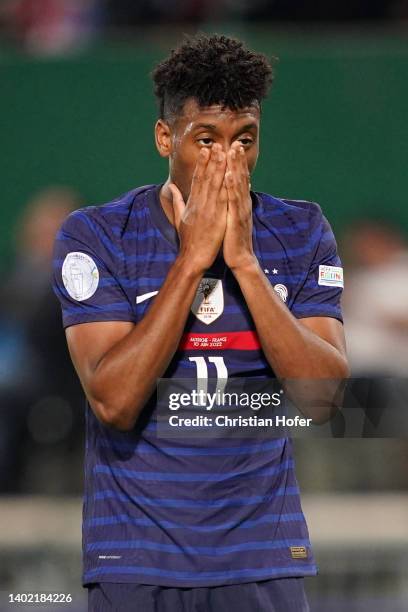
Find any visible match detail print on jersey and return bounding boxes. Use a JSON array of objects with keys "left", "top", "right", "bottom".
[
  {"left": 179, "top": 331, "right": 261, "bottom": 351},
  {"left": 191, "top": 278, "right": 224, "bottom": 324},
  {"left": 62, "top": 252, "right": 99, "bottom": 301}
]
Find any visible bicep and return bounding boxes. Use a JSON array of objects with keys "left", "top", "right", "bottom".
[
  {"left": 299, "top": 316, "right": 347, "bottom": 358},
  {"left": 66, "top": 321, "right": 134, "bottom": 390}
]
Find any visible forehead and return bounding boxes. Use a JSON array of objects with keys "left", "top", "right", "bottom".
[{"left": 174, "top": 98, "right": 260, "bottom": 130}]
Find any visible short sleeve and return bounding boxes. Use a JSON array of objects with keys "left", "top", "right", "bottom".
[
  {"left": 291, "top": 210, "right": 343, "bottom": 323},
  {"left": 52, "top": 209, "right": 137, "bottom": 329}
]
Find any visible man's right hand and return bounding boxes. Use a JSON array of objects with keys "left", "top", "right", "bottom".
[{"left": 168, "top": 143, "right": 227, "bottom": 273}]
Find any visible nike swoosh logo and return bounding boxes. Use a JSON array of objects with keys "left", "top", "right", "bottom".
[{"left": 136, "top": 290, "right": 159, "bottom": 304}]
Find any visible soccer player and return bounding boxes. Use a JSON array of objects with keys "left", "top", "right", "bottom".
[{"left": 53, "top": 34, "right": 349, "bottom": 611}]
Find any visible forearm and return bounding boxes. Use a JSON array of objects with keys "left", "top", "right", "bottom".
[
  {"left": 232, "top": 259, "right": 349, "bottom": 378},
  {"left": 89, "top": 256, "right": 202, "bottom": 430}
]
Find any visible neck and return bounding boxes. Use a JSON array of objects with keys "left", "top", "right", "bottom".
[{"left": 159, "top": 178, "right": 176, "bottom": 226}]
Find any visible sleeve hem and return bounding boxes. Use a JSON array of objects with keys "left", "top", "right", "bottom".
[
  {"left": 292, "top": 311, "right": 343, "bottom": 324},
  {"left": 63, "top": 315, "right": 137, "bottom": 330}
]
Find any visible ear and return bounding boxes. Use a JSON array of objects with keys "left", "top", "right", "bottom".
[{"left": 155, "top": 119, "right": 172, "bottom": 158}]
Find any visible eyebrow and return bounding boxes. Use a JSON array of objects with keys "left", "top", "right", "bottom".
[
  {"left": 193, "top": 122, "right": 258, "bottom": 134},
  {"left": 193, "top": 123, "right": 217, "bottom": 131},
  {"left": 237, "top": 123, "right": 258, "bottom": 133}
]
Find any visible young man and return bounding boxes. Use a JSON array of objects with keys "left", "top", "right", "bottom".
[{"left": 53, "top": 34, "right": 348, "bottom": 611}]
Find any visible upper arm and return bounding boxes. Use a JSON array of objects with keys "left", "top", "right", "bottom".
[
  {"left": 52, "top": 209, "right": 137, "bottom": 397},
  {"left": 52, "top": 209, "right": 137, "bottom": 329},
  {"left": 291, "top": 208, "right": 344, "bottom": 323},
  {"left": 66, "top": 321, "right": 134, "bottom": 395},
  {"left": 292, "top": 207, "right": 348, "bottom": 369}
]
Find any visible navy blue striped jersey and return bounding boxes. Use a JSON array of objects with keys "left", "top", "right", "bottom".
[{"left": 52, "top": 184, "right": 343, "bottom": 587}]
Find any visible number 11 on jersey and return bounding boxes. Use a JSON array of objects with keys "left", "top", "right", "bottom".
[{"left": 188, "top": 356, "right": 228, "bottom": 404}]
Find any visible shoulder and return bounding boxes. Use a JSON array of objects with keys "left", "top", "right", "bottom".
[
  {"left": 254, "top": 191, "right": 323, "bottom": 224},
  {"left": 55, "top": 185, "right": 157, "bottom": 273},
  {"left": 60, "top": 184, "right": 155, "bottom": 238},
  {"left": 253, "top": 191, "right": 332, "bottom": 249}
]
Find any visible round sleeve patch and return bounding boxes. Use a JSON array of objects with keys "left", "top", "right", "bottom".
[{"left": 62, "top": 252, "right": 99, "bottom": 301}]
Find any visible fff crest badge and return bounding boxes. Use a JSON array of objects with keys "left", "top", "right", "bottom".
[{"left": 191, "top": 278, "right": 224, "bottom": 324}]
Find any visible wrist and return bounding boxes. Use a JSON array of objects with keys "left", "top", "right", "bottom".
[
  {"left": 229, "top": 255, "right": 261, "bottom": 277},
  {"left": 174, "top": 253, "right": 206, "bottom": 281}
]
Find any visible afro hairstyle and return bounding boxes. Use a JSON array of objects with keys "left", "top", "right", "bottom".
[{"left": 151, "top": 33, "right": 274, "bottom": 121}]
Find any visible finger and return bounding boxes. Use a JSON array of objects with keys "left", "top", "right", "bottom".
[
  {"left": 206, "top": 145, "right": 227, "bottom": 200},
  {"left": 228, "top": 143, "right": 247, "bottom": 170},
  {"left": 236, "top": 148, "right": 252, "bottom": 213},
  {"left": 219, "top": 180, "right": 228, "bottom": 207},
  {"left": 168, "top": 183, "right": 186, "bottom": 230},
  {"left": 190, "top": 147, "right": 210, "bottom": 197},
  {"left": 234, "top": 145, "right": 248, "bottom": 185},
  {"left": 229, "top": 141, "right": 243, "bottom": 163},
  {"left": 230, "top": 141, "right": 242, "bottom": 152},
  {"left": 225, "top": 170, "right": 239, "bottom": 213},
  {"left": 238, "top": 146, "right": 250, "bottom": 189},
  {"left": 228, "top": 146, "right": 250, "bottom": 196},
  {"left": 203, "top": 143, "right": 221, "bottom": 182},
  {"left": 226, "top": 147, "right": 242, "bottom": 198},
  {"left": 227, "top": 145, "right": 237, "bottom": 169},
  {"left": 225, "top": 170, "right": 234, "bottom": 190}
]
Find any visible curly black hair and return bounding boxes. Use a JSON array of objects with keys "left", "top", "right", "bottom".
[{"left": 151, "top": 34, "right": 274, "bottom": 120}]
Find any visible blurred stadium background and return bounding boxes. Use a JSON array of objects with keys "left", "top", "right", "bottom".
[{"left": 1, "top": 1, "right": 408, "bottom": 611}]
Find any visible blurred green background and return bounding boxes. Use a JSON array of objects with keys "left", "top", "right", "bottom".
[{"left": 2, "top": 31, "right": 407, "bottom": 266}]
